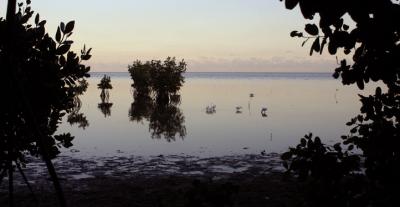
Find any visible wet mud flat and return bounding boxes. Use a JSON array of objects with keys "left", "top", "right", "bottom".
[{"left": 0, "top": 153, "right": 306, "bottom": 207}]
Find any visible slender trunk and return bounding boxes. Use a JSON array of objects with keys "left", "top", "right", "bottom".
[
  {"left": 42, "top": 153, "right": 67, "bottom": 207},
  {"left": 17, "top": 164, "right": 38, "bottom": 204},
  {"left": 6, "top": 0, "right": 17, "bottom": 22},
  {"left": 0, "top": 168, "right": 6, "bottom": 186},
  {"left": 6, "top": 2, "right": 16, "bottom": 206},
  {"left": 5, "top": 1, "right": 66, "bottom": 206},
  {"left": 8, "top": 157, "right": 14, "bottom": 207}
]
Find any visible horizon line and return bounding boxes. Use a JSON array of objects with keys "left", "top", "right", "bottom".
[{"left": 89, "top": 71, "right": 333, "bottom": 74}]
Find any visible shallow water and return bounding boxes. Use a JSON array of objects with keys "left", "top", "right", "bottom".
[{"left": 58, "top": 72, "right": 378, "bottom": 158}]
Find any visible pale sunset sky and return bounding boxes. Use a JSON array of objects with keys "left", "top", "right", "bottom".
[{"left": 1, "top": 0, "right": 337, "bottom": 72}]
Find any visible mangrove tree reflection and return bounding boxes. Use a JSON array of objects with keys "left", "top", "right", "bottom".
[
  {"left": 97, "top": 75, "right": 113, "bottom": 117},
  {"left": 129, "top": 93, "right": 153, "bottom": 123},
  {"left": 129, "top": 93, "right": 186, "bottom": 142}
]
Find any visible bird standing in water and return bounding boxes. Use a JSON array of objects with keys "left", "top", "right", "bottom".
[{"left": 261, "top": 107, "right": 268, "bottom": 117}]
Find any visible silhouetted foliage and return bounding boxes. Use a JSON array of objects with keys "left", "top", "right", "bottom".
[
  {"left": 281, "top": 0, "right": 400, "bottom": 206},
  {"left": 97, "top": 74, "right": 113, "bottom": 90},
  {"left": 128, "top": 57, "right": 186, "bottom": 103},
  {"left": 128, "top": 58, "right": 186, "bottom": 140},
  {"left": 128, "top": 61, "right": 152, "bottom": 95},
  {"left": 0, "top": 1, "right": 91, "bottom": 206},
  {"left": 282, "top": 133, "right": 360, "bottom": 181},
  {"left": 97, "top": 75, "right": 113, "bottom": 117}
]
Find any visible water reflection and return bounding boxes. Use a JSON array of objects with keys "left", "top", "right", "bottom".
[
  {"left": 58, "top": 73, "right": 380, "bottom": 157},
  {"left": 129, "top": 93, "right": 153, "bottom": 123},
  {"left": 149, "top": 99, "right": 186, "bottom": 141},
  {"left": 98, "top": 90, "right": 113, "bottom": 117},
  {"left": 67, "top": 112, "right": 89, "bottom": 129},
  {"left": 129, "top": 92, "right": 186, "bottom": 141},
  {"left": 67, "top": 79, "right": 89, "bottom": 129}
]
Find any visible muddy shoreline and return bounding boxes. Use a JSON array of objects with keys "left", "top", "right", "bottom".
[
  {"left": 1, "top": 153, "right": 305, "bottom": 207},
  {"left": 17, "top": 153, "right": 284, "bottom": 182}
]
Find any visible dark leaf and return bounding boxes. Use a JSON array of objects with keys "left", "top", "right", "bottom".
[
  {"left": 357, "top": 115, "right": 363, "bottom": 122},
  {"left": 60, "top": 22, "right": 65, "bottom": 32},
  {"left": 328, "top": 41, "right": 337, "bottom": 55},
  {"left": 305, "top": 24, "right": 319, "bottom": 36},
  {"left": 64, "top": 40, "right": 74, "bottom": 45},
  {"left": 333, "top": 71, "right": 340, "bottom": 79},
  {"left": 20, "top": 15, "right": 30, "bottom": 24},
  {"left": 300, "top": 138, "right": 307, "bottom": 146},
  {"left": 59, "top": 55, "right": 66, "bottom": 66},
  {"left": 350, "top": 127, "right": 358, "bottom": 134},
  {"left": 285, "top": 0, "right": 299, "bottom": 10},
  {"left": 56, "top": 44, "right": 71, "bottom": 55},
  {"left": 314, "top": 137, "right": 322, "bottom": 145},
  {"left": 81, "top": 54, "right": 92, "bottom": 61},
  {"left": 64, "top": 21, "right": 75, "bottom": 34},
  {"left": 310, "top": 37, "right": 320, "bottom": 56},
  {"left": 35, "top": 13, "right": 39, "bottom": 25},
  {"left": 333, "top": 143, "right": 342, "bottom": 152},
  {"left": 56, "top": 27, "right": 62, "bottom": 43},
  {"left": 356, "top": 79, "right": 364, "bottom": 90},
  {"left": 290, "top": 31, "right": 298, "bottom": 37},
  {"left": 320, "top": 37, "right": 327, "bottom": 54},
  {"left": 39, "top": 20, "right": 46, "bottom": 26},
  {"left": 299, "top": 0, "right": 315, "bottom": 19}
]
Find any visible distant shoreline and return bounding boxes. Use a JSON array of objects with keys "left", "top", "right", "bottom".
[
  {"left": 89, "top": 71, "right": 332, "bottom": 74},
  {"left": 88, "top": 71, "right": 333, "bottom": 79}
]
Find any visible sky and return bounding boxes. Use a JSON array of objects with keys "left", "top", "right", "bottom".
[{"left": 0, "top": 0, "right": 338, "bottom": 72}]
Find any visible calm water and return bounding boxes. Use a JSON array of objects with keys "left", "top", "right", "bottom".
[{"left": 59, "top": 72, "right": 378, "bottom": 158}]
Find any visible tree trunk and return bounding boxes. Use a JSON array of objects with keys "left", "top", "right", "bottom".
[
  {"left": 8, "top": 157, "right": 14, "bottom": 207},
  {"left": 5, "top": 1, "right": 67, "bottom": 206},
  {"left": 42, "top": 153, "right": 67, "bottom": 207},
  {"left": 5, "top": 1, "right": 16, "bottom": 205},
  {"left": 6, "top": 0, "right": 17, "bottom": 22}
]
